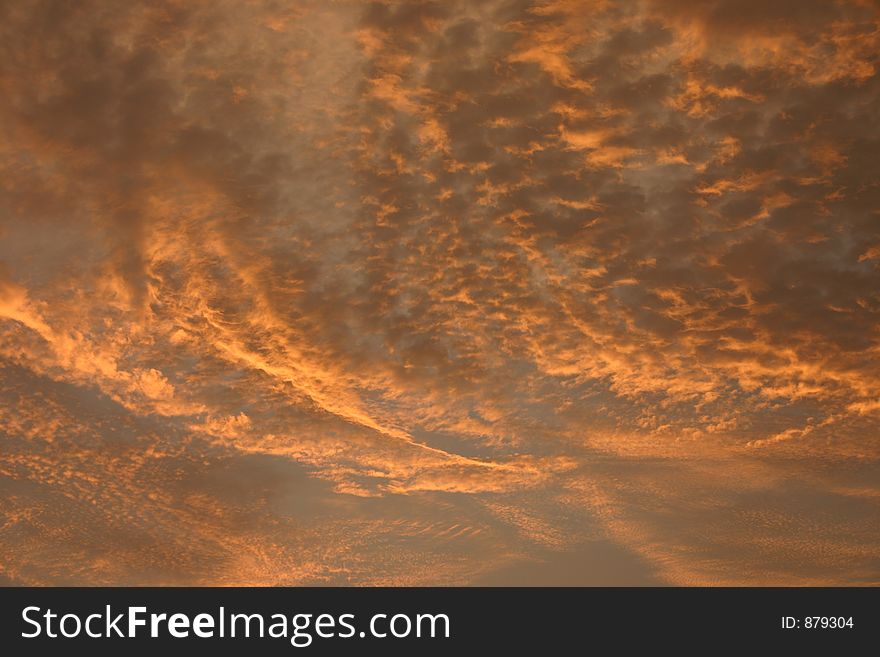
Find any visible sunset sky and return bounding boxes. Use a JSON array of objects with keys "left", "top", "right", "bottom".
[{"left": 1, "top": 0, "right": 879, "bottom": 586}]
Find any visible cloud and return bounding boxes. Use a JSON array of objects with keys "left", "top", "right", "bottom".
[{"left": 1, "top": 0, "right": 878, "bottom": 585}]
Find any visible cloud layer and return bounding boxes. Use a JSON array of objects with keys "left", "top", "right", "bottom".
[{"left": 1, "top": 0, "right": 878, "bottom": 585}]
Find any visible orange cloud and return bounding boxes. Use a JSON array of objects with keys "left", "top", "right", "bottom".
[{"left": 1, "top": 0, "right": 878, "bottom": 586}]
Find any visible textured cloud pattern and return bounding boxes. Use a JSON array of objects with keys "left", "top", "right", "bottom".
[{"left": 1, "top": 0, "right": 879, "bottom": 585}]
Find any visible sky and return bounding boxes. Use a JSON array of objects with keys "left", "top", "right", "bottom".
[{"left": 1, "top": 0, "right": 878, "bottom": 586}]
